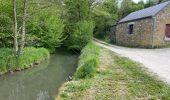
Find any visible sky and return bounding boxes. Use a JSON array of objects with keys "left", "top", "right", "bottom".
[{"left": 132, "top": 0, "right": 147, "bottom": 3}]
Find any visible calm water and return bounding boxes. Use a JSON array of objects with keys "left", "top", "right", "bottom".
[{"left": 0, "top": 50, "right": 78, "bottom": 100}]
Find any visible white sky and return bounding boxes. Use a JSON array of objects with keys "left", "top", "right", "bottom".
[{"left": 132, "top": 0, "right": 147, "bottom": 3}]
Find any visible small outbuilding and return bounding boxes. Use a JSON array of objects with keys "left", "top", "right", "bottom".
[{"left": 116, "top": 1, "right": 170, "bottom": 48}]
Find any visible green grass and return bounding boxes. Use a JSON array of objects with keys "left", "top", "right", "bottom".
[
  {"left": 74, "top": 42, "right": 100, "bottom": 79},
  {"left": 113, "top": 55, "right": 170, "bottom": 99},
  {"left": 150, "top": 44, "right": 170, "bottom": 49},
  {"left": 0, "top": 47, "right": 49, "bottom": 74},
  {"left": 57, "top": 47, "right": 170, "bottom": 100}
]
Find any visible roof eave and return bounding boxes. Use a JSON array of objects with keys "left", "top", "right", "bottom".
[{"left": 118, "top": 16, "right": 153, "bottom": 24}]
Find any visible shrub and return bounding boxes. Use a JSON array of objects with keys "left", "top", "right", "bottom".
[
  {"left": 27, "top": 12, "right": 65, "bottom": 52},
  {"left": 67, "top": 20, "right": 95, "bottom": 51},
  {"left": 74, "top": 42, "right": 100, "bottom": 79}
]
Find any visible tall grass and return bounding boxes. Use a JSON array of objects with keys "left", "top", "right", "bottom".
[
  {"left": 74, "top": 42, "right": 100, "bottom": 79},
  {"left": 0, "top": 47, "right": 49, "bottom": 74}
]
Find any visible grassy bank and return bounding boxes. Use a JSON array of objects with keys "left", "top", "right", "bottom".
[
  {"left": 74, "top": 42, "right": 100, "bottom": 79},
  {"left": 57, "top": 44, "right": 170, "bottom": 100},
  {"left": 0, "top": 47, "right": 49, "bottom": 74}
]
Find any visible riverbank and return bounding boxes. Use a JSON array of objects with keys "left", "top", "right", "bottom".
[
  {"left": 57, "top": 43, "right": 170, "bottom": 100},
  {"left": 0, "top": 49, "right": 78, "bottom": 100},
  {"left": 0, "top": 47, "right": 49, "bottom": 75}
]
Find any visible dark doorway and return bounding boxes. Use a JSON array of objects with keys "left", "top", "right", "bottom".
[{"left": 165, "top": 24, "right": 170, "bottom": 38}]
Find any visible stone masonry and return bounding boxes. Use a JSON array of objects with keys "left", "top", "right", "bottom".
[{"left": 116, "top": 3, "right": 170, "bottom": 48}]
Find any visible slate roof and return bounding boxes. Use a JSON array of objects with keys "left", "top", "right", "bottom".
[{"left": 119, "top": 1, "right": 170, "bottom": 23}]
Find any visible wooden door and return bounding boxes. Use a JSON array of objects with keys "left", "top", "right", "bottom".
[{"left": 165, "top": 24, "right": 170, "bottom": 38}]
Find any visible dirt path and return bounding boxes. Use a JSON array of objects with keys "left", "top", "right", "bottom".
[{"left": 95, "top": 40, "right": 170, "bottom": 84}]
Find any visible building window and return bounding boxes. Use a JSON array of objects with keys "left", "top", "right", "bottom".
[
  {"left": 165, "top": 24, "right": 170, "bottom": 38},
  {"left": 128, "top": 24, "right": 134, "bottom": 34}
]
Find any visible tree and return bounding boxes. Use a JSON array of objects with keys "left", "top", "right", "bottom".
[
  {"left": 144, "top": 0, "right": 169, "bottom": 8},
  {"left": 67, "top": 21, "right": 94, "bottom": 51},
  {"left": 0, "top": 0, "right": 13, "bottom": 47},
  {"left": 27, "top": 12, "right": 65, "bottom": 52},
  {"left": 138, "top": 0, "right": 145, "bottom": 5},
  {"left": 64, "top": 0, "right": 95, "bottom": 51},
  {"left": 144, "top": 0, "right": 157, "bottom": 8},
  {"left": 64, "top": 0, "right": 92, "bottom": 23},
  {"left": 119, "top": 0, "right": 144, "bottom": 18},
  {"left": 93, "top": 0, "right": 118, "bottom": 35},
  {"left": 12, "top": 0, "right": 19, "bottom": 55},
  {"left": 19, "top": 0, "right": 28, "bottom": 54}
]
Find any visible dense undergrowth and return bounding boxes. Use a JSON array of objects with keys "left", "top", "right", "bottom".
[{"left": 0, "top": 47, "right": 49, "bottom": 74}]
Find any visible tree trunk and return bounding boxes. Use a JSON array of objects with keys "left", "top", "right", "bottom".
[
  {"left": 12, "top": 0, "right": 18, "bottom": 55},
  {"left": 19, "top": 0, "right": 27, "bottom": 55}
]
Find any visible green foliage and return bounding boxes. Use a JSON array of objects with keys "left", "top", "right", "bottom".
[
  {"left": 27, "top": 12, "right": 65, "bottom": 52},
  {"left": 93, "top": 0, "right": 118, "bottom": 40},
  {"left": 119, "top": 0, "right": 144, "bottom": 18},
  {"left": 0, "top": 0, "right": 65, "bottom": 50},
  {"left": 0, "top": 0, "right": 13, "bottom": 47},
  {"left": 64, "top": 0, "right": 91, "bottom": 23},
  {"left": 75, "top": 59, "right": 98, "bottom": 79},
  {"left": 144, "top": 0, "right": 169, "bottom": 8},
  {"left": 74, "top": 42, "right": 100, "bottom": 79},
  {"left": 67, "top": 21, "right": 94, "bottom": 51},
  {"left": 63, "top": 0, "right": 94, "bottom": 51},
  {"left": 0, "top": 32, "right": 13, "bottom": 47},
  {"left": 60, "top": 80, "right": 91, "bottom": 99},
  {"left": 0, "top": 47, "right": 49, "bottom": 74},
  {"left": 18, "top": 47, "right": 49, "bottom": 68}
]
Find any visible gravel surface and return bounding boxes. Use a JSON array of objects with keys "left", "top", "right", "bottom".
[{"left": 96, "top": 40, "right": 170, "bottom": 84}]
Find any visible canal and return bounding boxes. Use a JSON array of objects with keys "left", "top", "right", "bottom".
[{"left": 0, "top": 50, "right": 78, "bottom": 100}]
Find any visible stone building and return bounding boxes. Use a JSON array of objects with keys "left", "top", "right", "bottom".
[{"left": 116, "top": 1, "right": 170, "bottom": 48}]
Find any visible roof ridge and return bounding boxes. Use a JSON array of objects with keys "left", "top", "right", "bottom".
[
  {"left": 119, "top": 1, "right": 170, "bottom": 23},
  {"left": 152, "top": 1, "right": 170, "bottom": 16},
  {"left": 133, "top": 1, "right": 169, "bottom": 13}
]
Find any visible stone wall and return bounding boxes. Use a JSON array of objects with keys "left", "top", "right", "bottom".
[
  {"left": 116, "top": 4, "right": 170, "bottom": 47},
  {"left": 116, "top": 18, "right": 154, "bottom": 47},
  {"left": 154, "top": 4, "right": 170, "bottom": 46}
]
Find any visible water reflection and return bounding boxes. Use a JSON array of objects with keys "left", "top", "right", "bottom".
[
  {"left": 0, "top": 50, "right": 78, "bottom": 100},
  {"left": 8, "top": 82, "right": 25, "bottom": 100},
  {"left": 36, "top": 90, "right": 50, "bottom": 100}
]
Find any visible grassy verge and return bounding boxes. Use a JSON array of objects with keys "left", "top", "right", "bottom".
[
  {"left": 56, "top": 42, "right": 100, "bottom": 99},
  {"left": 164, "top": 44, "right": 170, "bottom": 48},
  {"left": 74, "top": 42, "right": 100, "bottom": 79},
  {"left": 0, "top": 47, "right": 49, "bottom": 74},
  {"left": 57, "top": 45, "right": 170, "bottom": 100}
]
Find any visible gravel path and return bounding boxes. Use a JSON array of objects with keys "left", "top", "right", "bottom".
[{"left": 95, "top": 40, "right": 170, "bottom": 84}]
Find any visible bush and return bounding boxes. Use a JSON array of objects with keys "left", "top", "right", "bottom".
[
  {"left": 0, "top": 47, "right": 49, "bottom": 74},
  {"left": 67, "top": 20, "right": 95, "bottom": 51},
  {"left": 27, "top": 12, "right": 65, "bottom": 52},
  {"left": 74, "top": 42, "right": 100, "bottom": 79},
  {"left": 0, "top": 0, "right": 13, "bottom": 47}
]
